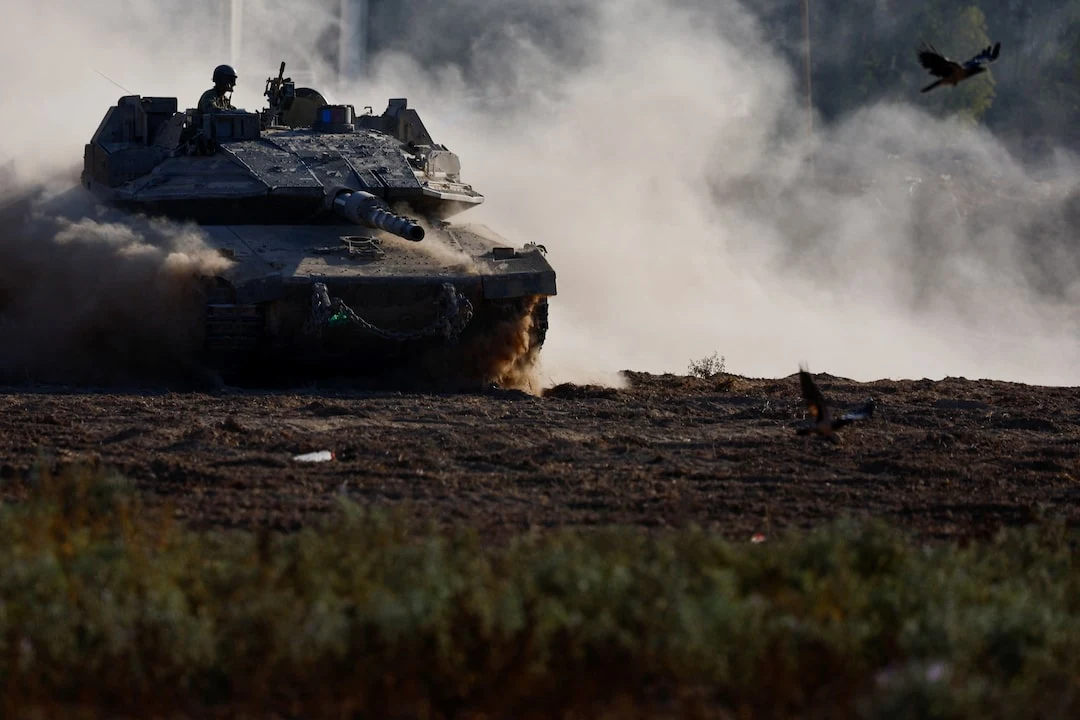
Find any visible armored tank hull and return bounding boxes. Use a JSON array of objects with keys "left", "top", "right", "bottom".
[
  {"left": 196, "top": 219, "right": 552, "bottom": 388},
  {"left": 79, "top": 64, "right": 555, "bottom": 389}
]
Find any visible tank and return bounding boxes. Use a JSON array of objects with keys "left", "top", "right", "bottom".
[{"left": 79, "top": 62, "right": 556, "bottom": 389}]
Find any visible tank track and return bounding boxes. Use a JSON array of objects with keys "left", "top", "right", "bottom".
[
  {"left": 420, "top": 294, "right": 549, "bottom": 391},
  {"left": 199, "top": 304, "right": 263, "bottom": 382},
  {"left": 204, "top": 304, "right": 262, "bottom": 351},
  {"left": 531, "top": 296, "right": 549, "bottom": 349},
  {"left": 198, "top": 295, "right": 551, "bottom": 390}
]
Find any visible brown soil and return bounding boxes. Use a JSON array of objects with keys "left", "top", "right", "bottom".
[{"left": 1, "top": 371, "right": 1077, "bottom": 542}]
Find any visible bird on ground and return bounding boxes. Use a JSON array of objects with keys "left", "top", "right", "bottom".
[
  {"left": 795, "top": 367, "right": 875, "bottom": 442},
  {"left": 917, "top": 41, "right": 1001, "bottom": 93}
]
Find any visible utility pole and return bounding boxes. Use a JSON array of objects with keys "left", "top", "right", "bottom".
[
  {"left": 229, "top": 0, "right": 244, "bottom": 68},
  {"left": 802, "top": 0, "right": 813, "bottom": 143},
  {"left": 338, "top": 0, "right": 370, "bottom": 86}
]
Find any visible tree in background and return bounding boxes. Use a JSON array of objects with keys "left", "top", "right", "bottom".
[
  {"left": 800, "top": 1, "right": 995, "bottom": 123},
  {"left": 799, "top": 0, "right": 1080, "bottom": 151},
  {"left": 980, "top": 0, "right": 1080, "bottom": 153},
  {"left": 360, "top": 0, "right": 1080, "bottom": 152},
  {"left": 917, "top": 4, "right": 996, "bottom": 122}
]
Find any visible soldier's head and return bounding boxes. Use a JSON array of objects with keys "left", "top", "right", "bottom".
[{"left": 212, "top": 64, "right": 237, "bottom": 93}]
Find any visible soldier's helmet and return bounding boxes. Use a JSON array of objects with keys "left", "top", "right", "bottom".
[{"left": 213, "top": 64, "right": 238, "bottom": 85}]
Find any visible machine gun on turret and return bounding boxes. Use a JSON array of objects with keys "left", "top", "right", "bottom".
[{"left": 260, "top": 61, "right": 295, "bottom": 129}]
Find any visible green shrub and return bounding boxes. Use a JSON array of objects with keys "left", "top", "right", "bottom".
[{"left": 0, "top": 462, "right": 1078, "bottom": 718}]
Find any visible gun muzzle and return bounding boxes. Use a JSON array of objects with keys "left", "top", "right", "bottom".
[{"left": 332, "top": 190, "right": 425, "bottom": 242}]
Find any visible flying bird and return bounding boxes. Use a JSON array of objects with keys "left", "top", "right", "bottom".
[
  {"left": 917, "top": 41, "right": 1001, "bottom": 93},
  {"left": 795, "top": 367, "right": 875, "bottom": 442}
]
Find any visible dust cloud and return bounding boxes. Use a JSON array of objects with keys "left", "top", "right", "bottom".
[
  {"left": 353, "top": 0, "right": 1080, "bottom": 387},
  {"left": 0, "top": 1, "right": 243, "bottom": 385},
  {"left": 3, "top": 0, "right": 1078, "bottom": 388},
  {"left": 0, "top": 179, "right": 233, "bottom": 385}
]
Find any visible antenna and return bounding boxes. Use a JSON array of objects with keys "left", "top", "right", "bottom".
[{"left": 92, "top": 68, "right": 133, "bottom": 95}]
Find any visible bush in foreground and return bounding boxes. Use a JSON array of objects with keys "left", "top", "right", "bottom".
[{"left": 1, "top": 461, "right": 1079, "bottom": 719}]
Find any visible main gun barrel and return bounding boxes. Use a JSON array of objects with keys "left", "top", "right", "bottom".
[{"left": 332, "top": 190, "right": 425, "bottom": 242}]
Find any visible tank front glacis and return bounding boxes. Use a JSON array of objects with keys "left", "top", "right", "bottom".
[{"left": 80, "top": 61, "right": 556, "bottom": 388}]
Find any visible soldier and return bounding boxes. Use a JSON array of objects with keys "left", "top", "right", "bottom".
[{"left": 194, "top": 64, "right": 238, "bottom": 125}]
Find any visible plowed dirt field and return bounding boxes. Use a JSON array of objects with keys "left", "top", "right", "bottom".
[{"left": 2, "top": 371, "right": 1078, "bottom": 541}]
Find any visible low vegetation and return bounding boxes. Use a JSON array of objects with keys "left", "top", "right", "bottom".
[
  {"left": 2, "top": 461, "right": 1079, "bottom": 719},
  {"left": 687, "top": 351, "right": 727, "bottom": 379}
]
